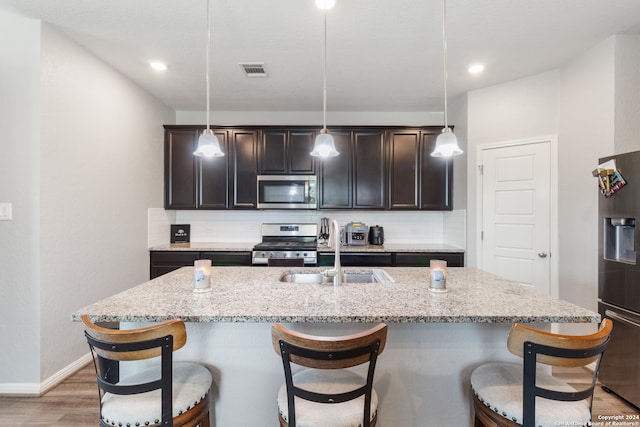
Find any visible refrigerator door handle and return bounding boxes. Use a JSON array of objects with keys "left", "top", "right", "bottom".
[{"left": 605, "top": 309, "right": 640, "bottom": 328}]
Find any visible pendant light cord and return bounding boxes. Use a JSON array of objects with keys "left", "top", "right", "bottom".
[
  {"left": 441, "top": 0, "right": 449, "bottom": 129},
  {"left": 205, "top": 0, "right": 211, "bottom": 131},
  {"left": 322, "top": 11, "right": 328, "bottom": 131}
]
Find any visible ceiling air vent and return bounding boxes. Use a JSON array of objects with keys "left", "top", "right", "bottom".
[{"left": 239, "top": 62, "right": 267, "bottom": 77}]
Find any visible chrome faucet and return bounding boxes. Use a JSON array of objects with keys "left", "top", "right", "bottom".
[
  {"left": 332, "top": 220, "right": 342, "bottom": 286},
  {"left": 322, "top": 220, "right": 342, "bottom": 286}
]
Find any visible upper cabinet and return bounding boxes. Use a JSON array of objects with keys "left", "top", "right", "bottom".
[
  {"left": 420, "top": 130, "right": 453, "bottom": 210},
  {"left": 353, "top": 130, "right": 386, "bottom": 209},
  {"left": 317, "top": 129, "right": 386, "bottom": 210},
  {"left": 164, "top": 125, "right": 453, "bottom": 211},
  {"left": 229, "top": 129, "right": 259, "bottom": 209},
  {"left": 317, "top": 131, "right": 352, "bottom": 209},
  {"left": 388, "top": 130, "right": 420, "bottom": 210},
  {"left": 164, "top": 127, "right": 228, "bottom": 209},
  {"left": 260, "top": 129, "right": 316, "bottom": 174}
]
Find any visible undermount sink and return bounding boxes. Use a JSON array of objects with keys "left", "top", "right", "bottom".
[{"left": 279, "top": 269, "right": 394, "bottom": 284}]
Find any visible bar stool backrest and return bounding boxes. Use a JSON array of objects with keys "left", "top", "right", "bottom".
[{"left": 272, "top": 323, "right": 388, "bottom": 427}]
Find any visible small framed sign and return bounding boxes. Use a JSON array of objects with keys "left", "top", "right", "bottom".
[{"left": 170, "top": 224, "right": 191, "bottom": 243}]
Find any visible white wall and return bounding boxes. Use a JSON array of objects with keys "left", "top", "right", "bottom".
[
  {"left": 0, "top": 7, "right": 42, "bottom": 385},
  {"left": 37, "top": 25, "right": 175, "bottom": 382},
  {"left": 176, "top": 110, "right": 444, "bottom": 127},
  {"left": 465, "top": 36, "right": 640, "bottom": 327},
  {"left": 557, "top": 38, "right": 616, "bottom": 315},
  {"left": 0, "top": 8, "right": 175, "bottom": 388},
  {"left": 466, "top": 70, "right": 561, "bottom": 268},
  {"left": 613, "top": 35, "right": 640, "bottom": 155}
]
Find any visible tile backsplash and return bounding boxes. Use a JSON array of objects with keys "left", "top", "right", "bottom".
[{"left": 148, "top": 208, "right": 466, "bottom": 249}]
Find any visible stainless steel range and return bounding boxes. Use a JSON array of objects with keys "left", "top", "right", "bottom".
[{"left": 252, "top": 223, "right": 318, "bottom": 265}]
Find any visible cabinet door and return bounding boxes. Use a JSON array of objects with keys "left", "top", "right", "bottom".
[
  {"left": 289, "top": 130, "right": 316, "bottom": 174},
  {"left": 353, "top": 130, "right": 386, "bottom": 209},
  {"left": 198, "top": 129, "right": 229, "bottom": 209},
  {"left": 200, "top": 251, "right": 252, "bottom": 266},
  {"left": 393, "top": 252, "right": 464, "bottom": 267},
  {"left": 230, "top": 130, "right": 258, "bottom": 209},
  {"left": 150, "top": 251, "right": 200, "bottom": 279},
  {"left": 420, "top": 132, "right": 453, "bottom": 210},
  {"left": 165, "top": 129, "right": 198, "bottom": 209},
  {"left": 388, "top": 130, "right": 419, "bottom": 209},
  {"left": 260, "top": 130, "right": 287, "bottom": 174},
  {"left": 260, "top": 129, "right": 315, "bottom": 174},
  {"left": 318, "top": 252, "right": 393, "bottom": 266},
  {"left": 318, "top": 131, "right": 352, "bottom": 209}
]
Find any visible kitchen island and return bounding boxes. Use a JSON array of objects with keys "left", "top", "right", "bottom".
[{"left": 74, "top": 267, "right": 599, "bottom": 426}]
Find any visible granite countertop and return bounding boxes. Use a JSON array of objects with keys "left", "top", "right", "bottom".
[
  {"left": 149, "top": 242, "right": 464, "bottom": 253},
  {"left": 74, "top": 267, "right": 599, "bottom": 324}
]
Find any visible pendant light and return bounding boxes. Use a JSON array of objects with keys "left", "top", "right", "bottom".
[
  {"left": 310, "top": 2, "right": 339, "bottom": 158},
  {"left": 194, "top": 0, "right": 224, "bottom": 158},
  {"left": 431, "top": 0, "right": 463, "bottom": 158}
]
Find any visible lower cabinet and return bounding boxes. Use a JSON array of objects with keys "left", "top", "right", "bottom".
[
  {"left": 317, "top": 251, "right": 464, "bottom": 267},
  {"left": 150, "top": 251, "right": 252, "bottom": 279},
  {"left": 318, "top": 252, "right": 393, "bottom": 267},
  {"left": 393, "top": 252, "right": 464, "bottom": 267}
]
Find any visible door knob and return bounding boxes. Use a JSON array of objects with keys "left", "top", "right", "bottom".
[{"left": 538, "top": 252, "right": 548, "bottom": 258}]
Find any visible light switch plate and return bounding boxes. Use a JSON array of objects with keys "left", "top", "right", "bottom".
[{"left": 0, "top": 203, "right": 12, "bottom": 220}]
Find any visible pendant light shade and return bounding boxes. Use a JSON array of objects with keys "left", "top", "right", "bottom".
[
  {"left": 194, "top": 129, "right": 224, "bottom": 157},
  {"left": 431, "top": 0, "right": 463, "bottom": 158},
  {"left": 311, "top": 129, "right": 339, "bottom": 157},
  {"left": 432, "top": 127, "right": 462, "bottom": 157},
  {"left": 310, "top": 7, "right": 339, "bottom": 158},
  {"left": 194, "top": 0, "right": 224, "bottom": 158}
]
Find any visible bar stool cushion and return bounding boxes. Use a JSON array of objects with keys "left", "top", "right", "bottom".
[
  {"left": 277, "top": 368, "right": 378, "bottom": 427},
  {"left": 470, "top": 362, "right": 591, "bottom": 427},
  {"left": 101, "top": 361, "right": 212, "bottom": 427}
]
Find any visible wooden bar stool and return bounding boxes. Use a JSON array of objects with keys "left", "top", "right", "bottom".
[
  {"left": 470, "top": 319, "right": 612, "bottom": 427},
  {"left": 82, "top": 315, "right": 212, "bottom": 427},
  {"left": 272, "top": 323, "right": 388, "bottom": 427}
]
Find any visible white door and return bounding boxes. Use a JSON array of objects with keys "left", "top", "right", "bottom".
[{"left": 480, "top": 139, "right": 551, "bottom": 294}]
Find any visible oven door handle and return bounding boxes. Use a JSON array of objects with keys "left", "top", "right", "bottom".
[{"left": 605, "top": 309, "right": 640, "bottom": 328}]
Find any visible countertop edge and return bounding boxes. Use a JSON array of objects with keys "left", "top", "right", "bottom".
[{"left": 72, "top": 314, "right": 600, "bottom": 324}]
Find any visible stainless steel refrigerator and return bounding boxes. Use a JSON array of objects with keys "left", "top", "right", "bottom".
[{"left": 598, "top": 150, "right": 640, "bottom": 409}]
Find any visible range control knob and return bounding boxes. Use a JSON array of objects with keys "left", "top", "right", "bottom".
[{"left": 269, "top": 252, "right": 274, "bottom": 258}]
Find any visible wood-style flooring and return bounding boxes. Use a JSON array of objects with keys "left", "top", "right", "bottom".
[{"left": 0, "top": 364, "right": 637, "bottom": 426}]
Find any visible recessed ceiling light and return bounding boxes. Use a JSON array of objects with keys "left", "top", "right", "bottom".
[
  {"left": 150, "top": 61, "right": 168, "bottom": 72},
  {"left": 315, "top": 0, "right": 336, "bottom": 10},
  {"left": 468, "top": 64, "right": 485, "bottom": 74}
]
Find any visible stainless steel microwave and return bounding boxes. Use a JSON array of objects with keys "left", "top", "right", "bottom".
[{"left": 257, "top": 175, "right": 317, "bottom": 209}]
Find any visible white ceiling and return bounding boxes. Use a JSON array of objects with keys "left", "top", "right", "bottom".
[{"left": 3, "top": 0, "right": 640, "bottom": 112}]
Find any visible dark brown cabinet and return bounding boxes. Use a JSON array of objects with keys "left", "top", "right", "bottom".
[
  {"left": 387, "top": 129, "right": 453, "bottom": 211},
  {"left": 353, "top": 130, "right": 386, "bottom": 209},
  {"left": 260, "top": 129, "right": 316, "bottom": 174},
  {"left": 317, "top": 251, "right": 464, "bottom": 267},
  {"left": 388, "top": 130, "right": 420, "bottom": 209},
  {"left": 229, "top": 129, "right": 259, "bottom": 209},
  {"left": 164, "top": 125, "right": 452, "bottom": 211},
  {"left": 164, "top": 127, "right": 228, "bottom": 209},
  {"left": 393, "top": 252, "right": 463, "bottom": 267},
  {"left": 420, "top": 131, "right": 453, "bottom": 210},
  {"left": 317, "top": 131, "right": 352, "bottom": 209},
  {"left": 317, "top": 130, "right": 386, "bottom": 210},
  {"left": 165, "top": 128, "right": 197, "bottom": 209},
  {"left": 150, "top": 251, "right": 252, "bottom": 279}
]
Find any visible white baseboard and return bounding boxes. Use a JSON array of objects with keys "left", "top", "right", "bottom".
[{"left": 0, "top": 352, "right": 93, "bottom": 396}]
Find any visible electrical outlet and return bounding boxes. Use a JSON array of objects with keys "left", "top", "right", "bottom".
[{"left": 0, "top": 203, "right": 12, "bottom": 220}]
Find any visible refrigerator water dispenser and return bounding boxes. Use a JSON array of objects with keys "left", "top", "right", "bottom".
[{"left": 604, "top": 217, "right": 636, "bottom": 264}]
